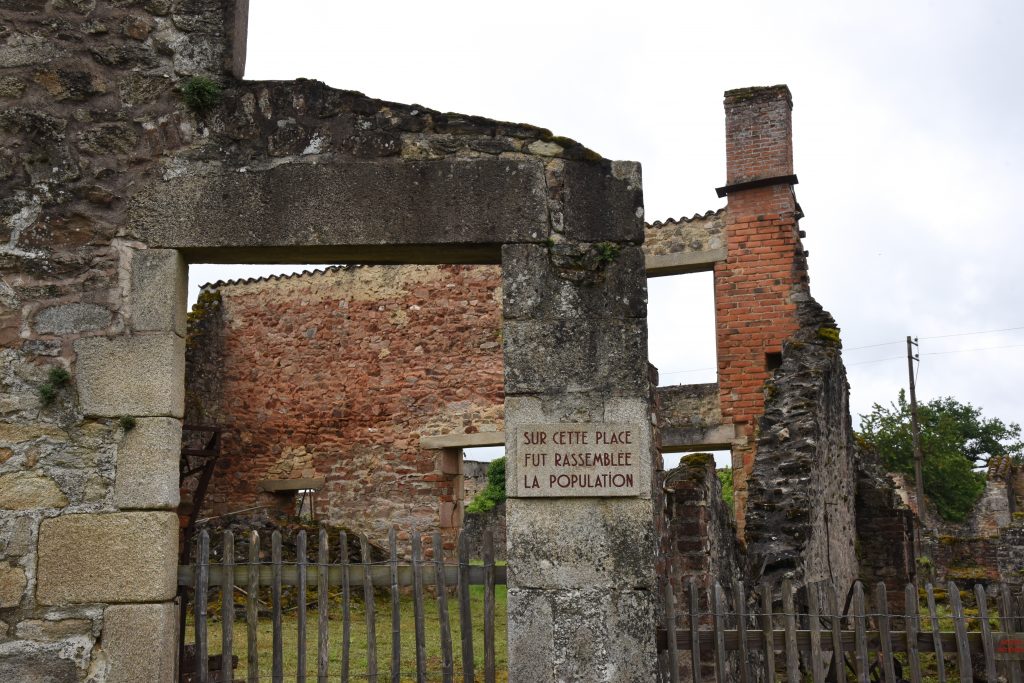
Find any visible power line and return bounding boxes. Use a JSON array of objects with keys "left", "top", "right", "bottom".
[{"left": 847, "top": 325, "right": 1024, "bottom": 352}]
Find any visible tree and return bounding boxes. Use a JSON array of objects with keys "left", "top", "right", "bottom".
[
  {"left": 466, "top": 457, "right": 506, "bottom": 514},
  {"left": 857, "top": 391, "right": 1022, "bottom": 522}
]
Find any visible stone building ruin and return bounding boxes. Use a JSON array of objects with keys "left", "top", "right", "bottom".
[{"left": 2, "top": 1, "right": 1019, "bottom": 681}]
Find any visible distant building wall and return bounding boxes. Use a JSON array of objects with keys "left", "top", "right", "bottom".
[{"left": 186, "top": 264, "right": 504, "bottom": 550}]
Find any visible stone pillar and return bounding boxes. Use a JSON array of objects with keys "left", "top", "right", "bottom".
[
  {"left": 35, "top": 248, "right": 187, "bottom": 683},
  {"left": 501, "top": 161, "right": 657, "bottom": 681},
  {"left": 714, "top": 86, "right": 804, "bottom": 537}
]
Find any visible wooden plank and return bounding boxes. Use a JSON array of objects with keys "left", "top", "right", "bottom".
[
  {"left": 272, "top": 530, "right": 283, "bottom": 683},
  {"left": 668, "top": 628, "right": 1018, "bottom": 652},
  {"left": 734, "top": 580, "right": 751, "bottom": 683},
  {"left": 196, "top": 529, "right": 209, "bottom": 683},
  {"left": 782, "top": 578, "right": 800, "bottom": 683},
  {"left": 664, "top": 581, "right": 679, "bottom": 683},
  {"left": 177, "top": 562, "right": 508, "bottom": 587},
  {"left": 853, "top": 583, "right": 869, "bottom": 683},
  {"left": 318, "top": 528, "right": 330, "bottom": 683},
  {"left": 975, "top": 583, "right": 997, "bottom": 683},
  {"left": 1000, "top": 582, "right": 1022, "bottom": 683},
  {"left": 689, "top": 580, "right": 701, "bottom": 683},
  {"left": 483, "top": 530, "right": 496, "bottom": 683},
  {"left": 876, "top": 582, "right": 896, "bottom": 683},
  {"left": 948, "top": 581, "right": 972, "bottom": 683},
  {"left": 389, "top": 528, "right": 401, "bottom": 683},
  {"left": 412, "top": 532, "right": 428, "bottom": 683},
  {"left": 297, "top": 531, "right": 308, "bottom": 683},
  {"left": 760, "top": 583, "right": 776, "bottom": 683},
  {"left": 927, "top": 583, "right": 948, "bottom": 683},
  {"left": 361, "top": 534, "right": 378, "bottom": 683},
  {"left": 905, "top": 584, "right": 922, "bottom": 683},
  {"left": 434, "top": 532, "right": 455, "bottom": 683},
  {"left": 712, "top": 582, "right": 727, "bottom": 683},
  {"left": 221, "top": 530, "right": 234, "bottom": 683},
  {"left": 808, "top": 582, "right": 824, "bottom": 683},
  {"left": 247, "top": 531, "right": 259, "bottom": 683},
  {"left": 826, "top": 583, "right": 843, "bottom": 683},
  {"left": 457, "top": 532, "right": 475, "bottom": 683},
  {"left": 340, "top": 532, "right": 351, "bottom": 683}
]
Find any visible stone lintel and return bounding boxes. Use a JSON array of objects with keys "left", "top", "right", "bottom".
[
  {"left": 129, "top": 159, "right": 550, "bottom": 253},
  {"left": 419, "top": 432, "right": 506, "bottom": 449},
  {"left": 645, "top": 247, "right": 727, "bottom": 277},
  {"left": 259, "top": 478, "right": 324, "bottom": 492},
  {"left": 659, "top": 424, "right": 739, "bottom": 452}
]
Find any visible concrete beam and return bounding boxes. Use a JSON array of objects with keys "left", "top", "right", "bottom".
[
  {"left": 420, "top": 432, "right": 506, "bottom": 449},
  {"left": 660, "top": 424, "right": 740, "bottom": 452},
  {"left": 644, "top": 247, "right": 726, "bottom": 277}
]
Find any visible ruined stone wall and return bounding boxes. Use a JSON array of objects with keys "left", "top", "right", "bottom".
[
  {"left": 854, "top": 449, "right": 916, "bottom": 605},
  {"left": 0, "top": 0, "right": 239, "bottom": 679},
  {"left": 742, "top": 299, "right": 860, "bottom": 597},
  {"left": 186, "top": 264, "right": 504, "bottom": 551}
]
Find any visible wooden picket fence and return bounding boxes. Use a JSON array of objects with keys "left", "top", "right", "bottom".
[
  {"left": 658, "top": 578, "right": 1024, "bottom": 683},
  {"left": 178, "top": 527, "right": 505, "bottom": 683}
]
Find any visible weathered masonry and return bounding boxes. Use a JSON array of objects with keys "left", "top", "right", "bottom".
[{"left": 0, "top": 1, "right": 655, "bottom": 681}]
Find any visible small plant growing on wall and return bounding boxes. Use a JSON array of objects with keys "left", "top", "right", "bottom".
[
  {"left": 595, "top": 241, "right": 620, "bottom": 265},
  {"left": 119, "top": 415, "right": 137, "bottom": 432},
  {"left": 181, "top": 77, "right": 222, "bottom": 115},
  {"left": 38, "top": 366, "right": 70, "bottom": 407}
]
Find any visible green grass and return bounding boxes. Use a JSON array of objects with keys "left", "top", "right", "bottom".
[{"left": 189, "top": 583, "right": 508, "bottom": 682}]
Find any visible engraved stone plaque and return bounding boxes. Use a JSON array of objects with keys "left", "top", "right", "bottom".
[{"left": 515, "top": 423, "right": 642, "bottom": 497}]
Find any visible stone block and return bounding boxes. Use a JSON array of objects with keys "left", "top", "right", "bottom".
[
  {"left": 103, "top": 603, "right": 176, "bottom": 683},
  {"left": 561, "top": 159, "right": 643, "bottom": 242},
  {"left": 36, "top": 512, "right": 178, "bottom": 604},
  {"left": 74, "top": 334, "right": 185, "bottom": 417},
  {"left": 32, "top": 303, "right": 112, "bottom": 335},
  {"left": 0, "top": 562, "right": 26, "bottom": 607},
  {"left": 500, "top": 243, "right": 646, "bottom": 321},
  {"left": 15, "top": 618, "right": 93, "bottom": 641},
  {"left": 0, "top": 645, "right": 79, "bottom": 683},
  {"left": 503, "top": 317, "right": 648, "bottom": 396},
  {"left": 550, "top": 588, "right": 656, "bottom": 682},
  {"left": 505, "top": 497, "right": 656, "bottom": 589},
  {"left": 113, "top": 417, "right": 181, "bottom": 509},
  {"left": 129, "top": 249, "right": 187, "bottom": 335},
  {"left": 129, "top": 158, "right": 549, "bottom": 259},
  {"left": 0, "top": 471, "right": 68, "bottom": 510},
  {"left": 507, "top": 588, "right": 555, "bottom": 683}
]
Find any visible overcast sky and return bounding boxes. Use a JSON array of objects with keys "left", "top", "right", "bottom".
[{"left": 191, "top": 0, "right": 1024, "bottom": 464}]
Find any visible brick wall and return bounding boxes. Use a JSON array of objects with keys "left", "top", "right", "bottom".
[
  {"left": 186, "top": 264, "right": 504, "bottom": 552},
  {"left": 714, "top": 86, "right": 809, "bottom": 535},
  {"left": 659, "top": 453, "right": 741, "bottom": 682}
]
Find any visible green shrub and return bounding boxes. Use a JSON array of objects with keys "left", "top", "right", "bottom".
[{"left": 466, "top": 457, "right": 506, "bottom": 514}]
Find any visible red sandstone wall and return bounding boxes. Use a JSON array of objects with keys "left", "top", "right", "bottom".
[{"left": 187, "top": 265, "right": 504, "bottom": 551}]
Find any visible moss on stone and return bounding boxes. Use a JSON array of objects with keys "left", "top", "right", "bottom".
[{"left": 816, "top": 326, "right": 841, "bottom": 344}]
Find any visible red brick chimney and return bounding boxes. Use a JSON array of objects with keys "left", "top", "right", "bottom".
[{"left": 713, "top": 85, "right": 807, "bottom": 539}]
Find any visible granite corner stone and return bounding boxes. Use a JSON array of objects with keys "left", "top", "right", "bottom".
[{"left": 74, "top": 334, "right": 185, "bottom": 417}]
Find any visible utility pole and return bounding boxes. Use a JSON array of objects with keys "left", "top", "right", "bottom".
[{"left": 907, "top": 336, "right": 925, "bottom": 527}]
